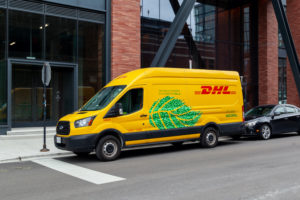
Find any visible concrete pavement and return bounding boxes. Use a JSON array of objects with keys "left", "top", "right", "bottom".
[
  {"left": 1, "top": 134, "right": 300, "bottom": 200},
  {"left": 0, "top": 130, "right": 72, "bottom": 163}
]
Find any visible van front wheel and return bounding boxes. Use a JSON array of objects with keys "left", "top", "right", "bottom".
[
  {"left": 201, "top": 127, "right": 219, "bottom": 148},
  {"left": 96, "top": 135, "right": 121, "bottom": 161}
]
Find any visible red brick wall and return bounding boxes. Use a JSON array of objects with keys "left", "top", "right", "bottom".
[
  {"left": 258, "top": 0, "right": 279, "bottom": 105},
  {"left": 111, "top": 0, "right": 141, "bottom": 79},
  {"left": 286, "top": 0, "right": 300, "bottom": 107}
]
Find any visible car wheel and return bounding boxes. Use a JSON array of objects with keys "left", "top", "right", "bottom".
[
  {"left": 73, "top": 151, "right": 91, "bottom": 157},
  {"left": 201, "top": 127, "right": 219, "bottom": 148},
  {"left": 96, "top": 135, "right": 121, "bottom": 161},
  {"left": 260, "top": 124, "right": 272, "bottom": 140}
]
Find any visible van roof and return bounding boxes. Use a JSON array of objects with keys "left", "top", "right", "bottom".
[{"left": 106, "top": 67, "right": 240, "bottom": 87}]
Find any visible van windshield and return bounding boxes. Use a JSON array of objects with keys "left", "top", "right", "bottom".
[{"left": 81, "top": 86, "right": 126, "bottom": 111}]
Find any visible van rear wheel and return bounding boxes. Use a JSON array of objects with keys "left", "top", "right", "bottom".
[
  {"left": 96, "top": 135, "right": 121, "bottom": 161},
  {"left": 201, "top": 127, "right": 219, "bottom": 148}
]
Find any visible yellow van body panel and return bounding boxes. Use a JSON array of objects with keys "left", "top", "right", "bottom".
[{"left": 55, "top": 68, "right": 243, "bottom": 151}]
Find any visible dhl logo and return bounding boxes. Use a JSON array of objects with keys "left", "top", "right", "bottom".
[{"left": 195, "top": 86, "right": 236, "bottom": 95}]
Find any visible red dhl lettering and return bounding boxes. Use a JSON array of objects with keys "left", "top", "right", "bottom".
[{"left": 194, "top": 86, "right": 236, "bottom": 95}]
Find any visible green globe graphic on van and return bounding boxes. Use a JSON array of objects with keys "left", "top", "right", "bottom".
[{"left": 149, "top": 96, "right": 202, "bottom": 130}]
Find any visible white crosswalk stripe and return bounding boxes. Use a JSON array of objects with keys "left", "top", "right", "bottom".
[{"left": 33, "top": 158, "right": 125, "bottom": 185}]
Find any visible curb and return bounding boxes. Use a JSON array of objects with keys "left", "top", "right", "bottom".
[{"left": 0, "top": 152, "right": 73, "bottom": 164}]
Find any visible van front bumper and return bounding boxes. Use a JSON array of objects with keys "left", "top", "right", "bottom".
[{"left": 54, "top": 134, "right": 97, "bottom": 152}]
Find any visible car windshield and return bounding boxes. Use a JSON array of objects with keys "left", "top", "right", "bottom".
[
  {"left": 81, "top": 86, "right": 126, "bottom": 111},
  {"left": 245, "top": 105, "right": 275, "bottom": 117}
]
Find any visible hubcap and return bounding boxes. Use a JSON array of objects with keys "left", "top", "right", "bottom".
[
  {"left": 206, "top": 131, "right": 216, "bottom": 146},
  {"left": 262, "top": 126, "right": 271, "bottom": 139},
  {"left": 103, "top": 140, "right": 117, "bottom": 158}
]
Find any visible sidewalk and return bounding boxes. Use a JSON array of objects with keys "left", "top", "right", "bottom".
[{"left": 0, "top": 132, "right": 72, "bottom": 163}]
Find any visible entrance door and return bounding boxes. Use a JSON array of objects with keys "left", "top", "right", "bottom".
[{"left": 11, "top": 64, "right": 74, "bottom": 127}]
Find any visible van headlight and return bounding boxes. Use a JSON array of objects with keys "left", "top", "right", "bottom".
[
  {"left": 245, "top": 121, "right": 257, "bottom": 127},
  {"left": 74, "top": 116, "right": 96, "bottom": 128}
]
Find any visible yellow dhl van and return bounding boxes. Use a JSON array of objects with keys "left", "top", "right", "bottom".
[{"left": 55, "top": 68, "right": 244, "bottom": 161}]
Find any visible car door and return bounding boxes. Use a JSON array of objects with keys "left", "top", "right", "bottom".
[
  {"left": 110, "top": 87, "right": 148, "bottom": 133},
  {"left": 284, "top": 106, "right": 300, "bottom": 133},
  {"left": 270, "top": 106, "right": 288, "bottom": 134}
]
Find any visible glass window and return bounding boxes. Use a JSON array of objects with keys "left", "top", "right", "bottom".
[
  {"left": 9, "top": 10, "right": 43, "bottom": 59},
  {"left": 116, "top": 88, "right": 143, "bottom": 115},
  {"left": 278, "top": 58, "right": 287, "bottom": 104},
  {"left": 81, "top": 86, "right": 125, "bottom": 111},
  {"left": 78, "top": 21, "right": 104, "bottom": 107},
  {"left": 0, "top": 9, "right": 6, "bottom": 125},
  {"left": 46, "top": 16, "right": 76, "bottom": 62},
  {"left": 274, "top": 107, "right": 285, "bottom": 115},
  {"left": 285, "top": 106, "right": 296, "bottom": 114},
  {"left": 245, "top": 105, "right": 275, "bottom": 117}
]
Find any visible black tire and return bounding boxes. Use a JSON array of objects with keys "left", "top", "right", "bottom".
[
  {"left": 172, "top": 141, "right": 183, "bottom": 147},
  {"left": 260, "top": 124, "right": 272, "bottom": 140},
  {"left": 73, "top": 151, "right": 90, "bottom": 157},
  {"left": 96, "top": 135, "right": 121, "bottom": 161},
  {"left": 201, "top": 127, "right": 219, "bottom": 148}
]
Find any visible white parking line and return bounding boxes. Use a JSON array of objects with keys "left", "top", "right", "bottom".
[{"left": 33, "top": 158, "right": 125, "bottom": 185}]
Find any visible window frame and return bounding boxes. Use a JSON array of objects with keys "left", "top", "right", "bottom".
[{"left": 115, "top": 87, "right": 144, "bottom": 116}]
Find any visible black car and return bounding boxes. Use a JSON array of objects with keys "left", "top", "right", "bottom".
[{"left": 243, "top": 104, "right": 300, "bottom": 140}]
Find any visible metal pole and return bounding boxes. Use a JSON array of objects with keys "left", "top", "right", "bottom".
[{"left": 41, "top": 68, "right": 49, "bottom": 152}]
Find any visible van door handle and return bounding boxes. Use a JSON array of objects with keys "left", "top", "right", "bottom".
[{"left": 140, "top": 114, "right": 148, "bottom": 118}]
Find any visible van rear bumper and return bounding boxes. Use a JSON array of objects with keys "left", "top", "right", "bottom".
[{"left": 54, "top": 134, "right": 97, "bottom": 152}]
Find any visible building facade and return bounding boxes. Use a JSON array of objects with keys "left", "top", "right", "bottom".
[{"left": 0, "top": 0, "right": 299, "bottom": 134}]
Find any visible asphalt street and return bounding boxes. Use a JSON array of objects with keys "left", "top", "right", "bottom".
[{"left": 1, "top": 134, "right": 300, "bottom": 200}]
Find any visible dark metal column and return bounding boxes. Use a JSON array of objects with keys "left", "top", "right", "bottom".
[
  {"left": 169, "top": 0, "right": 204, "bottom": 69},
  {"left": 271, "top": 0, "right": 300, "bottom": 98},
  {"left": 151, "top": 0, "right": 196, "bottom": 67}
]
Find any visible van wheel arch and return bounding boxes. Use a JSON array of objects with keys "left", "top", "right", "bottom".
[
  {"left": 95, "top": 129, "right": 124, "bottom": 148},
  {"left": 202, "top": 123, "right": 220, "bottom": 136}
]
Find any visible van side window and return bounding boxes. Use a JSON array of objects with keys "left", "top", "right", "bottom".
[{"left": 117, "top": 88, "right": 143, "bottom": 115}]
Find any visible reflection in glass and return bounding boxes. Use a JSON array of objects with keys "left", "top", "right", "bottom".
[
  {"left": 0, "top": 9, "right": 6, "bottom": 125},
  {"left": 141, "top": 1, "right": 257, "bottom": 108},
  {"left": 46, "top": 16, "right": 77, "bottom": 62},
  {"left": 9, "top": 10, "right": 43, "bottom": 59},
  {"left": 78, "top": 21, "right": 104, "bottom": 107},
  {"left": 278, "top": 58, "right": 287, "bottom": 104},
  {"left": 12, "top": 65, "right": 74, "bottom": 126}
]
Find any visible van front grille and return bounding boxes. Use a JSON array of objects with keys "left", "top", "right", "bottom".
[{"left": 56, "top": 121, "right": 70, "bottom": 135}]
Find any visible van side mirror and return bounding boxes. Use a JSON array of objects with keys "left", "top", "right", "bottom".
[{"left": 104, "top": 103, "right": 123, "bottom": 118}]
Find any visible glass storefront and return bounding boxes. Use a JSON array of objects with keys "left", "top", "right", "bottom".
[
  {"left": 9, "top": 11, "right": 43, "bottom": 59},
  {"left": 0, "top": 1, "right": 106, "bottom": 129},
  {"left": 46, "top": 16, "right": 77, "bottom": 62},
  {"left": 12, "top": 64, "right": 74, "bottom": 127},
  {"left": 140, "top": 0, "right": 258, "bottom": 109},
  {"left": 78, "top": 22, "right": 104, "bottom": 107},
  {"left": 0, "top": 8, "right": 6, "bottom": 125}
]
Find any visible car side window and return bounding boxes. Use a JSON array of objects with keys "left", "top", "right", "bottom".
[
  {"left": 116, "top": 88, "right": 143, "bottom": 115},
  {"left": 285, "top": 106, "right": 296, "bottom": 114},
  {"left": 274, "top": 107, "right": 285, "bottom": 115}
]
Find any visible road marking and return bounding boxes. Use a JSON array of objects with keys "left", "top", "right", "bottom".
[
  {"left": 250, "top": 184, "right": 300, "bottom": 200},
  {"left": 33, "top": 158, "right": 125, "bottom": 185}
]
